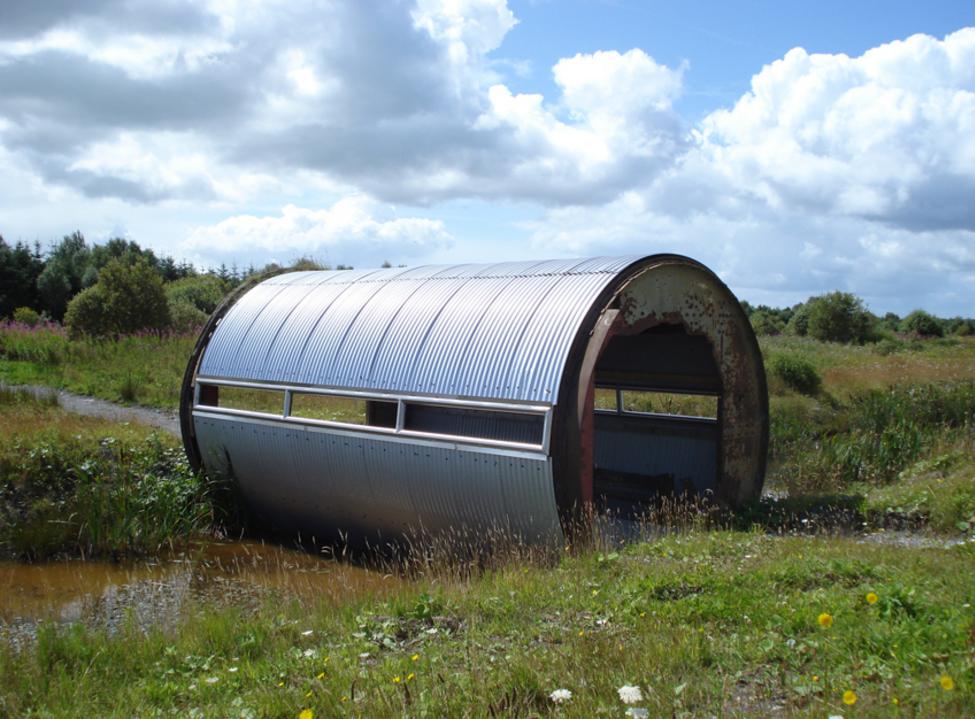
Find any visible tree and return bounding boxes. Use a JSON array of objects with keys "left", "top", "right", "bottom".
[
  {"left": 786, "top": 303, "right": 810, "bottom": 336},
  {"left": 0, "top": 236, "right": 44, "bottom": 317},
  {"left": 37, "top": 231, "right": 90, "bottom": 320},
  {"left": 166, "top": 275, "right": 228, "bottom": 315},
  {"left": 64, "top": 258, "right": 170, "bottom": 338},
  {"left": 900, "top": 310, "right": 943, "bottom": 337},
  {"left": 806, "top": 291, "right": 874, "bottom": 344},
  {"left": 750, "top": 310, "right": 784, "bottom": 336}
]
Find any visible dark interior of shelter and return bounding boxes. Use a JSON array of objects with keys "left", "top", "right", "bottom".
[{"left": 592, "top": 323, "right": 722, "bottom": 516}]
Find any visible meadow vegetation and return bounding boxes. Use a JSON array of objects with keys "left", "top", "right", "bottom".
[
  {"left": 0, "top": 387, "right": 215, "bottom": 560},
  {"left": 1, "top": 531, "right": 972, "bottom": 717}
]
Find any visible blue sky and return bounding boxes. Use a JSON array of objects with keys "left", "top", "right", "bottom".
[{"left": 0, "top": 0, "right": 973, "bottom": 315}]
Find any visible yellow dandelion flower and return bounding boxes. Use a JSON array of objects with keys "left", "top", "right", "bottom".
[
  {"left": 866, "top": 592, "right": 879, "bottom": 605},
  {"left": 407, "top": 672, "right": 415, "bottom": 681},
  {"left": 393, "top": 676, "right": 402, "bottom": 684},
  {"left": 843, "top": 690, "right": 857, "bottom": 705},
  {"left": 578, "top": 629, "right": 585, "bottom": 637},
  {"left": 940, "top": 675, "right": 955, "bottom": 691},
  {"left": 892, "top": 696, "right": 899, "bottom": 705},
  {"left": 316, "top": 672, "right": 325, "bottom": 680},
  {"left": 305, "top": 690, "right": 313, "bottom": 698},
  {"left": 299, "top": 710, "right": 313, "bottom": 719},
  {"left": 341, "top": 696, "right": 348, "bottom": 703},
  {"left": 277, "top": 681, "right": 285, "bottom": 688},
  {"left": 411, "top": 653, "right": 420, "bottom": 662},
  {"left": 817, "top": 612, "right": 833, "bottom": 628},
  {"left": 812, "top": 675, "right": 819, "bottom": 683}
]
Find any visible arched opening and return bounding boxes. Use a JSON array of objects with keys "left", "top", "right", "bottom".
[{"left": 591, "top": 322, "right": 722, "bottom": 515}]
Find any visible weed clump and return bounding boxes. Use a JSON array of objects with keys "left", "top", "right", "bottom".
[{"left": 767, "top": 353, "right": 822, "bottom": 395}]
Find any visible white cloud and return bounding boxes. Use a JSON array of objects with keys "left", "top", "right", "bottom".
[
  {"left": 699, "top": 28, "right": 975, "bottom": 230},
  {"left": 181, "top": 197, "right": 454, "bottom": 267}
]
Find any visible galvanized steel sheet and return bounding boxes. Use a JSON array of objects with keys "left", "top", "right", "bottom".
[{"left": 198, "top": 257, "right": 642, "bottom": 403}]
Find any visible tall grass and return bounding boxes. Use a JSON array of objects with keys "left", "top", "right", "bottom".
[
  {"left": 0, "top": 394, "right": 216, "bottom": 559},
  {"left": 0, "top": 321, "right": 197, "bottom": 408},
  {"left": 770, "top": 381, "right": 975, "bottom": 495}
]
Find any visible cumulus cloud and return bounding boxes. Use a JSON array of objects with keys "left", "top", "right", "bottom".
[
  {"left": 0, "top": 0, "right": 687, "bottom": 205},
  {"left": 699, "top": 28, "right": 975, "bottom": 231},
  {"left": 181, "top": 197, "right": 454, "bottom": 268}
]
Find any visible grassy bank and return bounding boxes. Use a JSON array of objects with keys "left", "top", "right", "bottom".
[
  {"left": 2, "top": 531, "right": 973, "bottom": 717},
  {"left": 0, "top": 322, "right": 195, "bottom": 409},
  {"left": 0, "top": 388, "right": 216, "bottom": 560}
]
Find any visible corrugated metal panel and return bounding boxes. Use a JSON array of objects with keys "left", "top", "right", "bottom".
[
  {"left": 193, "top": 413, "right": 561, "bottom": 541},
  {"left": 593, "top": 414, "right": 718, "bottom": 492},
  {"left": 198, "top": 256, "right": 641, "bottom": 402}
]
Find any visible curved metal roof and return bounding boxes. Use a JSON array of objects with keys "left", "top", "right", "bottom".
[{"left": 197, "top": 256, "right": 641, "bottom": 403}]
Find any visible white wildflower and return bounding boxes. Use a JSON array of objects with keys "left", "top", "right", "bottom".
[
  {"left": 302, "top": 648, "right": 317, "bottom": 658},
  {"left": 205, "top": 676, "right": 220, "bottom": 685},
  {"left": 549, "top": 688, "right": 573, "bottom": 703},
  {"left": 625, "top": 709, "right": 649, "bottom": 718},
  {"left": 618, "top": 685, "right": 644, "bottom": 704},
  {"left": 301, "top": 629, "right": 314, "bottom": 636}
]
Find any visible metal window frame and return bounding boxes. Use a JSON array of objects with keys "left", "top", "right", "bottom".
[
  {"left": 193, "top": 376, "right": 553, "bottom": 454},
  {"left": 592, "top": 384, "right": 721, "bottom": 424}
]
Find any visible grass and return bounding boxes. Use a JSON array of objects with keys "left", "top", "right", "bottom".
[
  {"left": 0, "top": 322, "right": 196, "bottom": 409},
  {"left": 0, "top": 388, "right": 217, "bottom": 560},
  {"left": 1, "top": 530, "right": 972, "bottom": 717}
]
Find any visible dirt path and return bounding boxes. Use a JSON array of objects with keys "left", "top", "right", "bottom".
[{"left": 2, "top": 384, "right": 179, "bottom": 437}]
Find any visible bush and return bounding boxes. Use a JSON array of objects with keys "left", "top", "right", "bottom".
[
  {"left": 165, "top": 274, "right": 228, "bottom": 315},
  {"left": 168, "top": 300, "right": 207, "bottom": 333},
  {"left": 806, "top": 292, "right": 874, "bottom": 344},
  {"left": 63, "top": 286, "right": 110, "bottom": 340},
  {"left": 11, "top": 306, "right": 41, "bottom": 327},
  {"left": 750, "top": 310, "right": 784, "bottom": 336},
  {"left": 64, "top": 259, "right": 170, "bottom": 339},
  {"left": 900, "top": 309, "right": 944, "bottom": 337},
  {"left": 767, "top": 353, "right": 822, "bottom": 395},
  {"left": 785, "top": 304, "right": 810, "bottom": 336}
]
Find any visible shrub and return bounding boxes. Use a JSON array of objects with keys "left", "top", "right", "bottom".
[
  {"left": 806, "top": 291, "right": 874, "bottom": 344},
  {"left": 750, "top": 310, "right": 784, "bottom": 336},
  {"left": 64, "top": 259, "right": 170, "bottom": 339},
  {"left": 785, "top": 304, "right": 810, "bottom": 336},
  {"left": 165, "top": 274, "right": 228, "bottom": 315},
  {"left": 767, "top": 353, "right": 822, "bottom": 395},
  {"left": 11, "top": 306, "right": 41, "bottom": 326},
  {"left": 168, "top": 300, "right": 207, "bottom": 333},
  {"left": 900, "top": 309, "right": 944, "bottom": 337},
  {"left": 63, "top": 286, "right": 110, "bottom": 340}
]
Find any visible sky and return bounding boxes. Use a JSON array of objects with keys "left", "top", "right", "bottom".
[{"left": 0, "top": 0, "right": 973, "bottom": 315}]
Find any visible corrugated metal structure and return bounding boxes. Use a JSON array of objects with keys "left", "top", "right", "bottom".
[{"left": 180, "top": 255, "right": 768, "bottom": 544}]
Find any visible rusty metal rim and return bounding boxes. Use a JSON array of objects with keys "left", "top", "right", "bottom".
[{"left": 550, "top": 253, "right": 769, "bottom": 535}]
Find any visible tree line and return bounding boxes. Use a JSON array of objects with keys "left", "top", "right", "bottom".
[
  {"left": 742, "top": 292, "right": 975, "bottom": 343},
  {"left": 0, "top": 231, "right": 337, "bottom": 338}
]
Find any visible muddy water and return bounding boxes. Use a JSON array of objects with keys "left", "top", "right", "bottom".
[{"left": 0, "top": 541, "right": 407, "bottom": 646}]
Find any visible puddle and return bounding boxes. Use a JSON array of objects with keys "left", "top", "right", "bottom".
[{"left": 0, "top": 540, "right": 407, "bottom": 647}]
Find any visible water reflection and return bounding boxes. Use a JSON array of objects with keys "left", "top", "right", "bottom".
[{"left": 0, "top": 540, "right": 404, "bottom": 645}]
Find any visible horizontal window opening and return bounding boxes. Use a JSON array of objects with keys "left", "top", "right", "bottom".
[
  {"left": 404, "top": 403, "right": 544, "bottom": 445},
  {"left": 620, "top": 390, "right": 718, "bottom": 420},
  {"left": 594, "top": 387, "right": 617, "bottom": 411},
  {"left": 205, "top": 385, "right": 285, "bottom": 414},
  {"left": 289, "top": 394, "right": 395, "bottom": 428}
]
